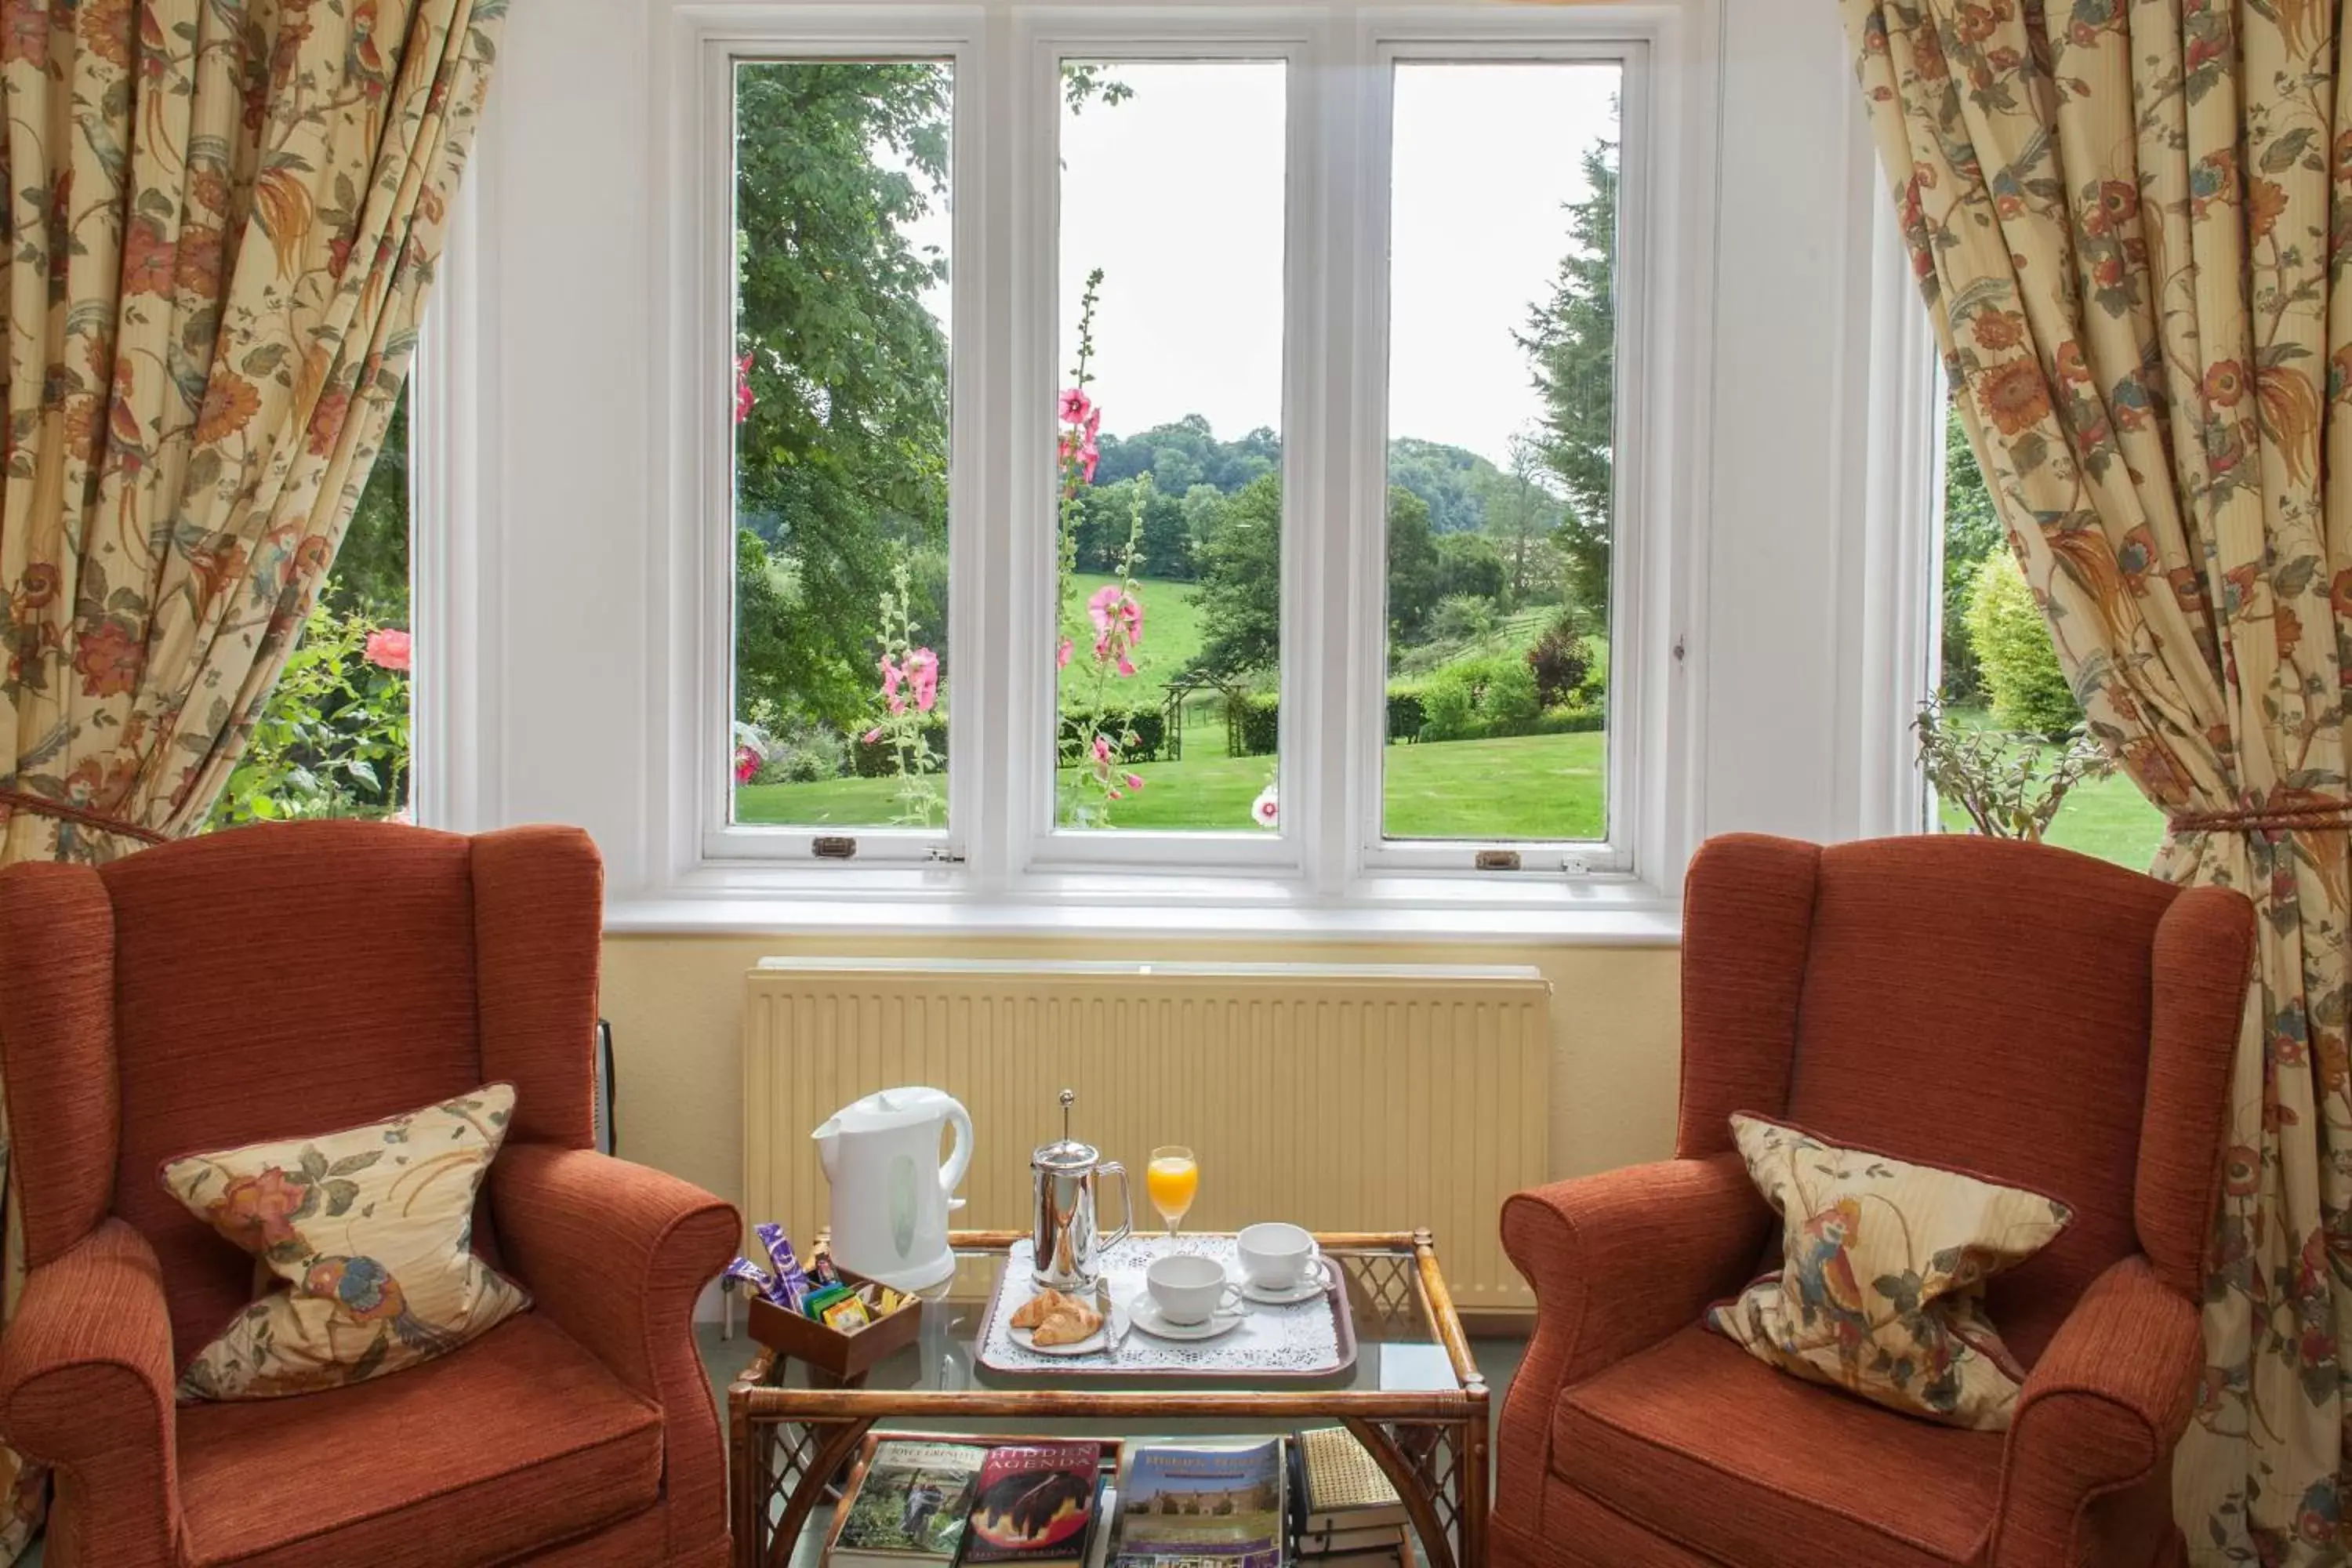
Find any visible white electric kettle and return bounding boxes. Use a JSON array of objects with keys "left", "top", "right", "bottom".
[{"left": 813, "top": 1087, "right": 973, "bottom": 1291}]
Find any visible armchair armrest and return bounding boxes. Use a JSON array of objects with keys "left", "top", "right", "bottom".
[
  {"left": 0, "top": 1219, "right": 178, "bottom": 1568},
  {"left": 1991, "top": 1254, "right": 2201, "bottom": 1568},
  {"left": 490, "top": 1145, "right": 739, "bottom": 1556},
  {"left": 1496, "top": 1155, "right": 1772, "bottom": 1515}
]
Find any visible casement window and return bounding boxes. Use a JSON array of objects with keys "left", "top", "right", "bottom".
[{"left": 676, "top": 2, "right": 1698, "bottom": 909}]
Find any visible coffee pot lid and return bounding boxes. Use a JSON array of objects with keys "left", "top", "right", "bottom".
[{"left": 1033, "top": 1089, "right": 1099, "bottom": 1171}]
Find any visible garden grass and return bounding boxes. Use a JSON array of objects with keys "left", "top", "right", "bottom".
[{"left": 739, "top": 728, "right": 1610, "bottom": 838}]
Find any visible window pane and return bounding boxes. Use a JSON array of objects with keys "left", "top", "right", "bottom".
[
  {"left": 206, "top": 383, "right": 412, "bottom": 829},
  {"left": 1382, "top": 62, "right": 1618, "bottom": 844},
  {"left": 1054, "top": 60, "right": 1287, "bottom": 833},
  {"left": 1929, "top": 399, "right": 2162, "bottom": 867},
  {"left": 731, "top": 60, "right": 954, "bottom": 829}
]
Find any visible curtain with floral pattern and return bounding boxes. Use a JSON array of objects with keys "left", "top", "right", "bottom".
[
  {"left": 1838, "top": 2, "right": 2352, "bottom": 1559},
  {"left": 0, "top": 0, "right": 506, "bottom": 1555}
]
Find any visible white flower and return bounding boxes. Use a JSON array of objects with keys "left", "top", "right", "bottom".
[{"left": 1250, "top": 785, "right": 1279, "bottom": 829}]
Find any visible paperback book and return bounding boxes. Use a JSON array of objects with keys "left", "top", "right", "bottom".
[
  {"left": 964, "top": 1442, "right": 1108, "bottom": 1568},
  {"left": 1112, "top": 1439, "right": 1287, "bottom": 1568},
  {"left": 831, "top": 1441, "right": 990, "bottom": 1568}
]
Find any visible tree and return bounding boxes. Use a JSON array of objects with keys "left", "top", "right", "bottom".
[
  {"left": 1519, "top": 134, "right": 1618, "bottom": 622},
  {"left": 1479, "top": 435, "right": 1561, "bottom": 611},
  {"left": 1436, "top": 532, "right": 1507, "bottom": 604},
  {"left": 1940, "top": 402, "right": 2005, "bottom": 702},
  {"left": 1192, "top": 474, "right": 1282, "bottom": 676},
  {"left": 1386, "top": 487, "right": 1443, "bottom": 646},
  {"left": 733, "top": 61, "right": 955, "bottom": 731},
  {"left": 1964, "top": 553, "right": 2081, "bottom": 739},
  {"left": 323, "top": 388, "right": 410, "bottom": 621}
]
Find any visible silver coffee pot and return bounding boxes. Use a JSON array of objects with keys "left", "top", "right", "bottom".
[{"left": 1030, "top": 1089, "right": 1134, "bottom": 1291}]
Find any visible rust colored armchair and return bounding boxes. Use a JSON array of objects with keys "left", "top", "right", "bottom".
[
  {"left": 1498, "top": 833, "right": 2255, "bottom": 1568},
  {"left": 0, "top": 822, "right": 739, "bottom": 1568}
]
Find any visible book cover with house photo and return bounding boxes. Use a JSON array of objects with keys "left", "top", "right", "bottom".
[
  {"left": 830, "top": 1440, "right": 989, "bottom": 1568},
  {"left": 1113, "top": 1440, "right": 1287, "bottom": 1568}
]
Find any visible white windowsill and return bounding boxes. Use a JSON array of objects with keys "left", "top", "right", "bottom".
[{"left": 602, "top": 872, "right": 1684, "bottom": 945}]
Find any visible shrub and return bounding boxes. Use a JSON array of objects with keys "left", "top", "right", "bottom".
[
  {"left": 852, "top": 720, "right": 949, "bottom": 778},
  {"left": 1386, "top": 684, "right": 1427, "bottom": 743},
  {"left": 1528, "top": 614, "right": 1592, "bottom": 708},
  {"left": 1420, "top": 675, "right": 1476, "bottom": 742},
  {"left": 758, "top": 724, "right": 846, "bottom": 785},
  {"left": 1484, "top": 660, "right": 1543, "bottom": 733},
  {"left": 1229, "top": 691, "right": 1279, "bottom": 757},
  {"left": 1963, "top": 554, "right": 2081, "bottom": 739},
  {"left": 1428, "top": 593, "right": 1497, "bottom": 644}
]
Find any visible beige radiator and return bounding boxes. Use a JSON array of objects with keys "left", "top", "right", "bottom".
[{"left": 742, "top": 958, "right": 1552, "bottom": 1314}]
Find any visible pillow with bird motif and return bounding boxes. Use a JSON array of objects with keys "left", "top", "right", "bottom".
[
  {"left": 1704, "top": 1112, "right": 2073, "bottom": 1432},
  {"left": 160, "top": 1083, "right": 530, "bottom": 1402}
]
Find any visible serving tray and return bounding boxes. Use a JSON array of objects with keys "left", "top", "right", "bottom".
[{"left": 975, "top": 1234, "right": 1359, "bottom": 1381}]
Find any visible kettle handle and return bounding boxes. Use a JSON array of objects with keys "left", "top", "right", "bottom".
[
  {"left": 1095, "top": 1160, "right": 1135, "bottom": 1252},
  {"left": 939, "top": 1100, "right": 975, "bottom": 1212}
]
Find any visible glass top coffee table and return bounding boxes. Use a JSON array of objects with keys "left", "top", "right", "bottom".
[{"left": 726, "top": 1229, "right": 1490, "bottom": 1568}]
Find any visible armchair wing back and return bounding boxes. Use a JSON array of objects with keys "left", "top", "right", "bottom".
[
  {"left": 1501, "top": 832, "right": 2254, "bottom": 1568},
  {"left": 0, "top": 822, "right": 737, "bottom": 1568}
]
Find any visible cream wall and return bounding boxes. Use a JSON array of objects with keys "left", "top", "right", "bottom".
[{"left": 600, "top": 936, "right": 1681, "bottom": 1217}]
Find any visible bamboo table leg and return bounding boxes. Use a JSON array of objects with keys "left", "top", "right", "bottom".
[
  {"left": 763, "top": 1417, "right": 878, "bottom": 1568},
  {"left": 1340, "top": 1416, "right": 1460, "bottom": 1568}
]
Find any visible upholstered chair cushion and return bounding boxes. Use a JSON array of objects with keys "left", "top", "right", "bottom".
[
  {"left": 1707, "top": 1114, "right": 2073, "bottom": 1430},
  {"left": 162, "top": 1084, "right": 530, "bottom": 1401}
]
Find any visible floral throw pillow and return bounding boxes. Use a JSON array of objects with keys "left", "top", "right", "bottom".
[
  {"left": 160, "top": 1084, "right": 530, "bottom": 1402},
  {"left": 1704, "top": 1113, "right": 2073, "bottom": 1431}
]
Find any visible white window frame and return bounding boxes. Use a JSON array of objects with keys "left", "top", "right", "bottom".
[
  {"left": 1346, "top": 21, "right": 1651, "bottom": 877},
  {"left": 648, "top": 0, "right": 1711, "bottom": 919}
]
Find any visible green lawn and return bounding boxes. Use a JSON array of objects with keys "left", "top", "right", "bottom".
[{"left": 739, "top": 728, "right": 1608, "bottom": 838}]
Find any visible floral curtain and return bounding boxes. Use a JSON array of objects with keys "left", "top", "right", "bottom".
[
  {"left": 1838, "top": 1, "right": 2352, "bottom": 1559},
  {"left": 0, "top": 0, "right": 507, "bottom": 1555}
]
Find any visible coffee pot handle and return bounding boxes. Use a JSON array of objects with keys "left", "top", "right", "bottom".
[{"left": 1096, "top": 1160, "right": 1134, "bottom": 1251}]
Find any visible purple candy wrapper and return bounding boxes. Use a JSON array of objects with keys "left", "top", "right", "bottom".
[
  {"left": 724, "top": 1255, "right": 773, "bottom": 1294},
  {"left": 754, "top": 1221, "right": 814, "bottom": 1308}
]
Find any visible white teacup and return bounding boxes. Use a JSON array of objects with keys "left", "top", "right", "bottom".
[
  {"left": 1236, "top": 1221, "right": 1335, "bottom": 1295},
  {"left": 1145, "top": 1254, "right": 1243, "bottom": 1326}
]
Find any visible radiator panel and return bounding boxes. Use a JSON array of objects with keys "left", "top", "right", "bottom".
[{"left": 742, "top": 960, "right": 1552, "bottom": 1312}]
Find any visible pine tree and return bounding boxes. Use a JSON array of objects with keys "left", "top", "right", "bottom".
[{"left": 1516, "top": 136, "right": 1617, "bottom": 625}]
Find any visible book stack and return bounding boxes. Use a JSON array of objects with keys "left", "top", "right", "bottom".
[
  {"left": 1289, "top": 1428, "right": 1409, "bottom": 1568},
  {"left": 829, "top": 1439, "right": 1116, "bottom": 1568}
]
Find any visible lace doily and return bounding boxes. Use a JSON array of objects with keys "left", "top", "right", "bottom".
[{"left": 977, "top": 1235, "right": 1356, "bottom": 1378}]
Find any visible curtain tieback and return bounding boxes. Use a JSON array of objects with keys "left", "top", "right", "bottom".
[
  {"left": 0, "top": 788, "right": 166, "bottom": 846},
  {"left": 2169, "top": 800, "right": 2352, "bottom": 835}
]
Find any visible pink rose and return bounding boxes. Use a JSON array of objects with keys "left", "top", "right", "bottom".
[{"left": 364, "top": 629, "right": 412, "bottom": 672}]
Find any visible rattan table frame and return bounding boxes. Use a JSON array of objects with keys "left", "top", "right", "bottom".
[{"left": 726, "top": 1229, "right": 1489, "bottom": 1568}]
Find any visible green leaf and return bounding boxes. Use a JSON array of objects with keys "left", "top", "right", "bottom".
[
  {"left": 323, "top": 1178, "right": 359, "bottom": 1217},
  {"left": 328, "top": 1149, "right": 383, "bottom": 1178},
  {"left": 299, "top": 1146, "right": 329, "bottom": 1181}
]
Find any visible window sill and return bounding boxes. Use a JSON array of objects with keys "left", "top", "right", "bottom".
[{"left": 603, "top": 870, "right": 1684, "bottom": 946}]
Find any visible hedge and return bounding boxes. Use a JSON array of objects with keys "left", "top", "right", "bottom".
[
  {"left": 1227, "top": 690, "right": 1602, "bottom": 757},
  {"left": 1060, "top": 707, "right": 1171, "bottom": 764}
]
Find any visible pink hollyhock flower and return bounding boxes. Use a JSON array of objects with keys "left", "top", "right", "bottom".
[
  {"left": 863, "top": 727, "right": 884, "bottom": 744},
  {"left": 906, "top": 648, "right": 940, "bottom": 713},
  {"left": 734, "top": 745, "right": 760, "bottom": 785},
  {"left": 1059, "top": 387, "right": 1093, "bottom": 426},
  {"left": 364, "top": 629, "right": 412, "bottom": 672},
  {"left": 1251, "top": 785, "right": 1279, "bottom": 829},
  {"left": 1080, "top": 439, "right": 1100, "bottom": 483},
  {"left": 1123, "top": 773, "right": 1145, "bottom": 791},
  {"left": 879, "top": 655, "right": 906, "bottom": 715},
  {"left": 1084, "top": 407, "right": 1101, "bottom": 440},
  {"left": 735, "top": 354, "right": 757, "bottom": 424},
  {"left": 1057, "top": 637, "right": 1073, "bottom": 669},
  {"left": 1087, "top": 585, "right": 1124, "bottom": 633},
  {"left": 1115, "top": 653, "right": 1137, "bottom": 678},
  {"left": 1107, "top": 787, "right": 1124, "bottom": 801}
]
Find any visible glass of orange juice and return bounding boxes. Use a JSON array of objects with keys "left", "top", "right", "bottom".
[{"left": 1147, "top": 1145, "right": 1199, "bottom": 1238}]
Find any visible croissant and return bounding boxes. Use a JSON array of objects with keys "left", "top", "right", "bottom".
[
  {"left": 1031, "top": 1302, "right": 1102, "bottom": 1346},
  {"left": 1011, "top": 1290, "right": 1076, "bottom": 1330}
]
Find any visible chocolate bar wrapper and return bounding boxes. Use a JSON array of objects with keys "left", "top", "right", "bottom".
[
  {"left": 723, "top": 1255, "right": 773, "bottom": 1296},
  {"left": 753, "top": 1221, "right": 814, "bottom": 1308}
]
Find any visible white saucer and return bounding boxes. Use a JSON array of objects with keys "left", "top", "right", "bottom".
[
  {"left": 1127, "top": 1290, "right": 1246, "bottom": 1342},
  {"left": 1240, "top": 1276, "right": 1327, "bottom": 1307}
]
